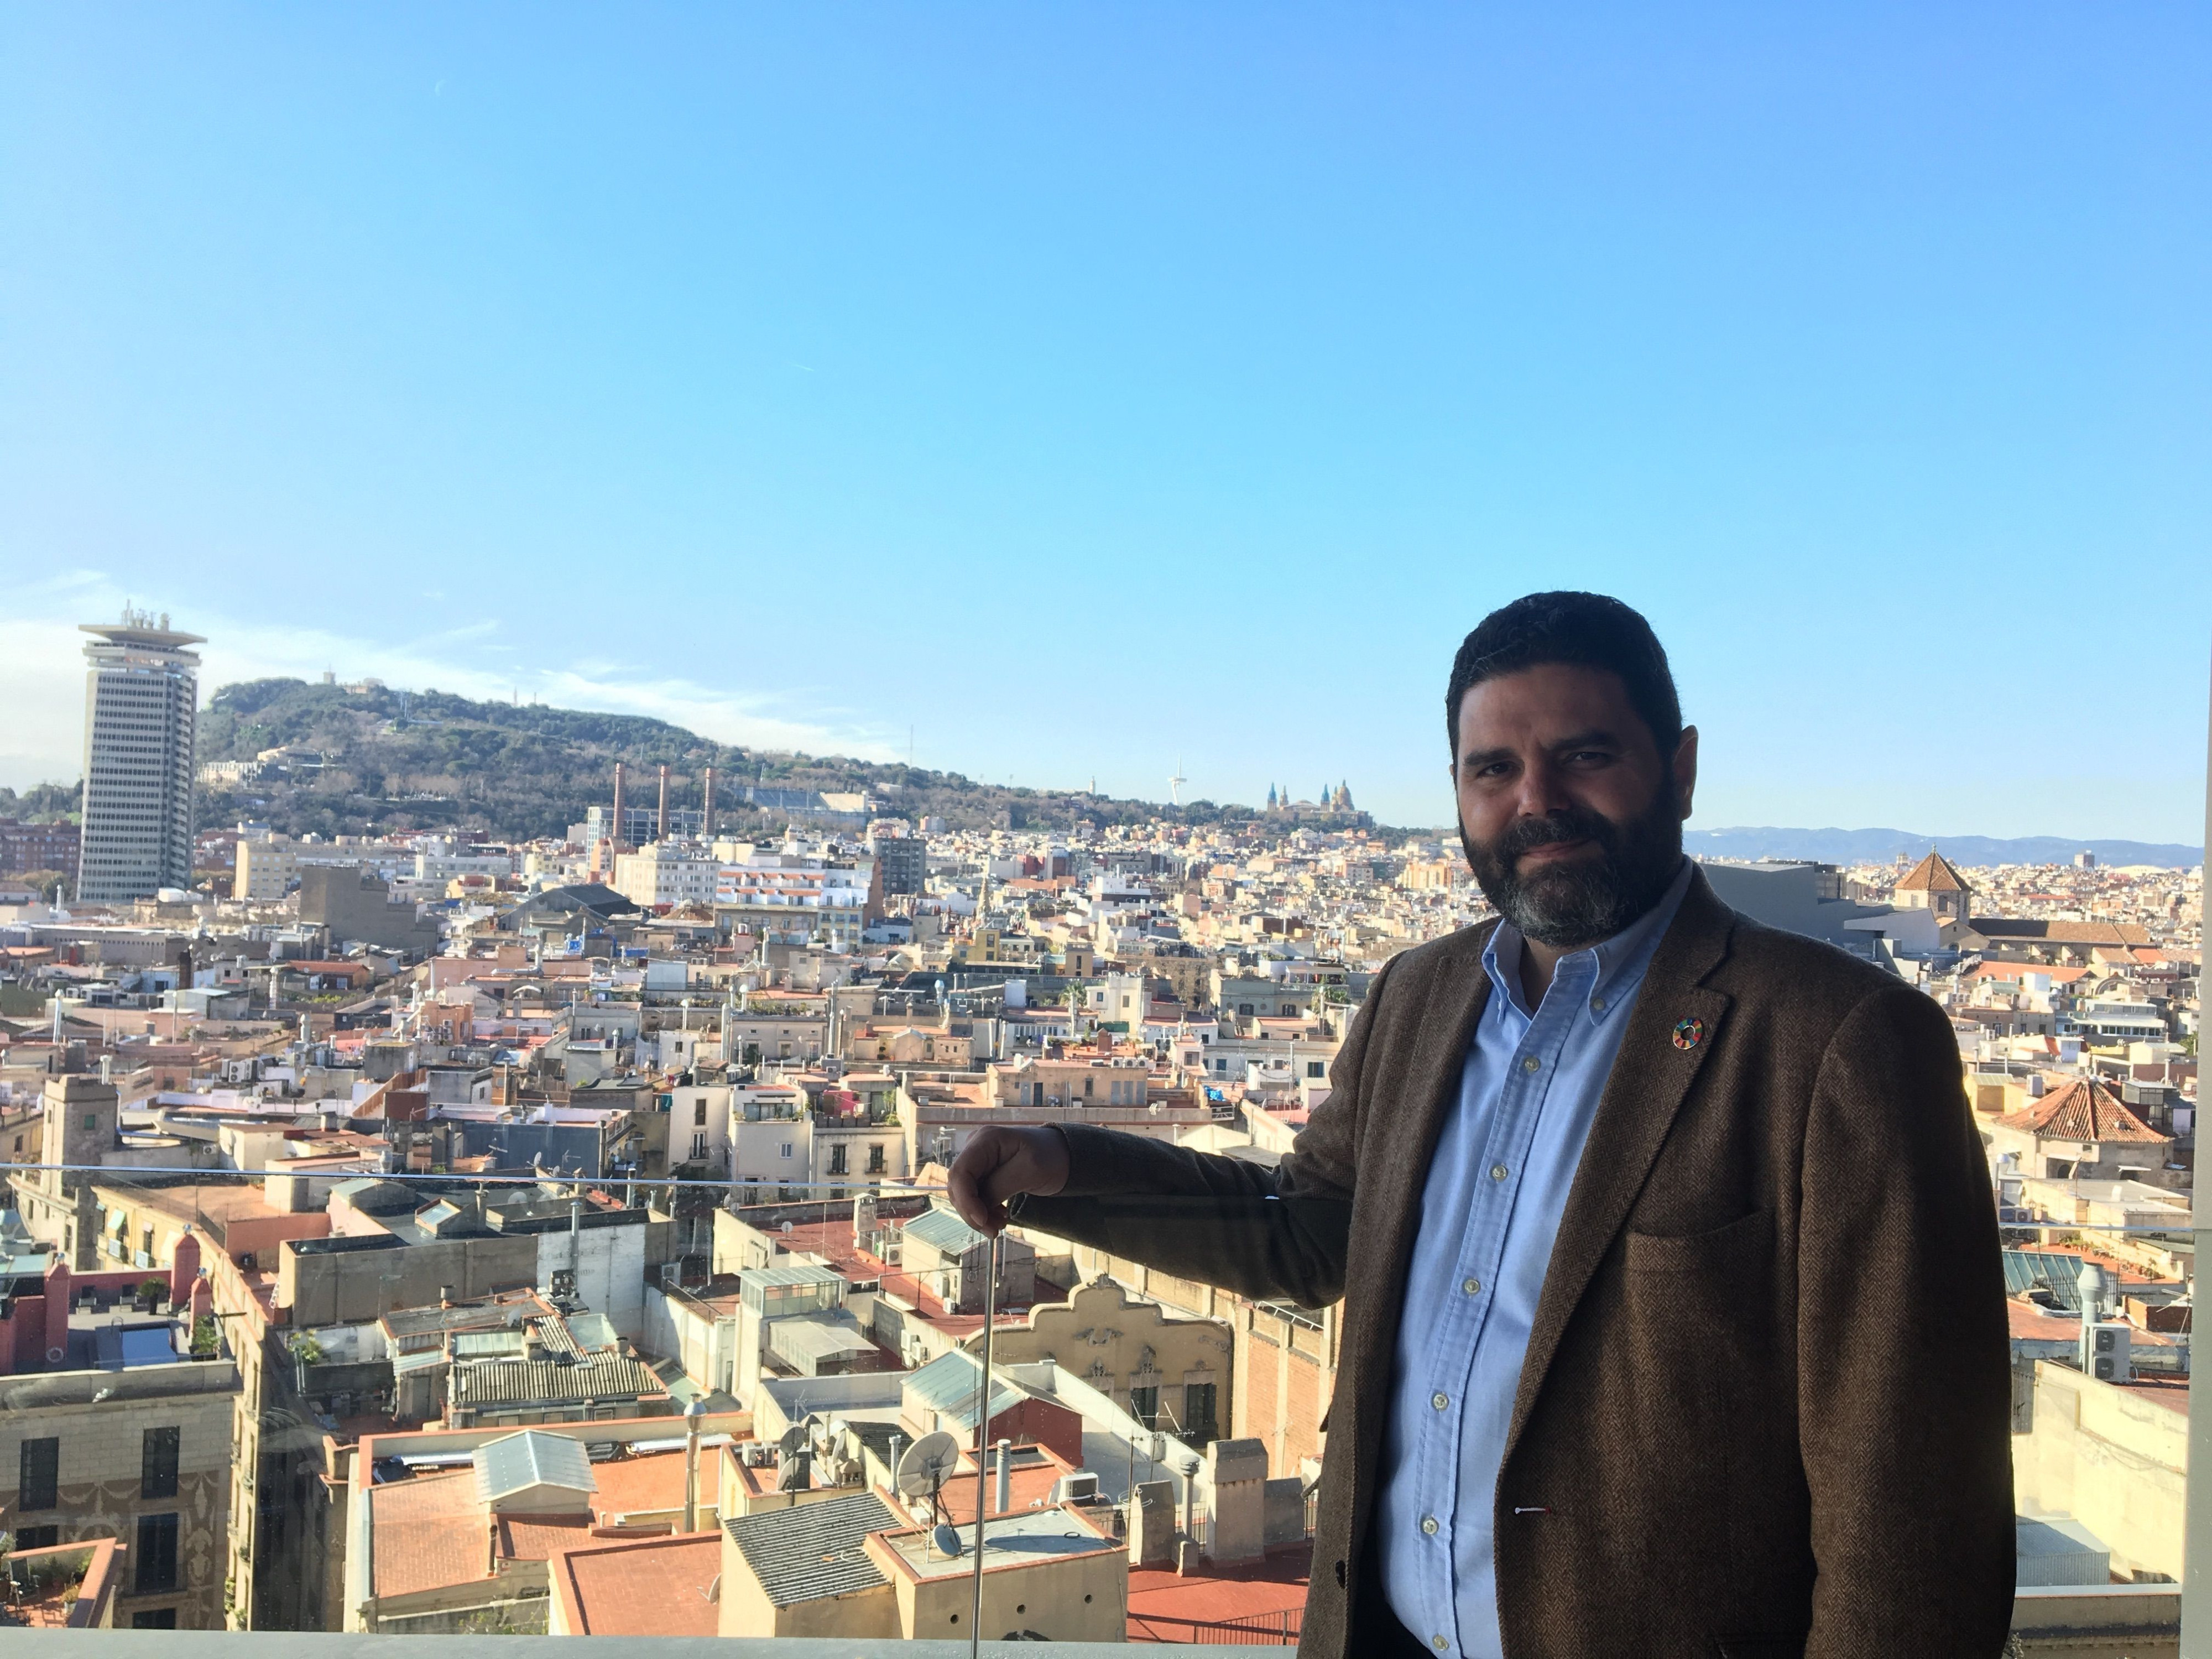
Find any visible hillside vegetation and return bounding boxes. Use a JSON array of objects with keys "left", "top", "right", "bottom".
[{"left": 194, "top": 678, "right": 1262, "bottom": 841}]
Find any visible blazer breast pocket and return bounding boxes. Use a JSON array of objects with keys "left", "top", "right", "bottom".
[{"left": 1623, "top": 1207, "right": 1773, "bottom": 1277}]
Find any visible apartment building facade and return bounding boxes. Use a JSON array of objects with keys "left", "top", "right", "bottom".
[{"left": 75, "top": 614, "right": 202, "bottom": 905}]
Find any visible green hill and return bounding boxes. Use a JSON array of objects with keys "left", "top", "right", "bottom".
[{"left": 194, "top": 678, "right": 1262, "bottom": 841}]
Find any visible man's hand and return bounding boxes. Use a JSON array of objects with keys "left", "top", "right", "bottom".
[{"left": 948, "top": 1125, "right": 1070, "bottom": 1234}]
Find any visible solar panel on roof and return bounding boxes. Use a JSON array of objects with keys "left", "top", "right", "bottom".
[{"left": 2004, "top": 1250, "right": 2084, "bottom": 1312}]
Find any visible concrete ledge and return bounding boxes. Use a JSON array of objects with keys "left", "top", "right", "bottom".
[{"left": 2010, "top": 1583, "right": 2181, "bottom": 1659}]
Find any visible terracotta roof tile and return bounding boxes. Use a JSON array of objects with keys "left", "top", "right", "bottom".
[
  {"left": 1996, "top": 1077, "right": 2168, "bottom": 1144},
  {"left": 496, "top": 1515, "right": 594, "bottom": 1564},
  {"left": 549, "top": 1532, "right": 722, "bottom": 1636},
  {"left": 371, "top": 1471, "right": 490, "bottom": 1598},
  {"left": 1896, "top": 850, "right": 1972, "bottom": 894},
  {"left": 1128, "top": 1540, "right": 1310, "bottom": 1642}
]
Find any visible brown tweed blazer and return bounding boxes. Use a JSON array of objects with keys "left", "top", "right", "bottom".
[{"left": 1014, "top": 867, "right": 2014, "bottom": 1659}]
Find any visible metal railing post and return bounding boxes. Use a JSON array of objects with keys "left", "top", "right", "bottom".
[
  {"left": 2184, "top": 648, "right": 2211, "bottom": 1657},
  {"left": 970, "top": 1228, "right": 999, "bottom": 1658}
]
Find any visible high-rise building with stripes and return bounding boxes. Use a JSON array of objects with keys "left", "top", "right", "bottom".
[{"left": 75, "top": 611, "right": 204, "bottom": 904}]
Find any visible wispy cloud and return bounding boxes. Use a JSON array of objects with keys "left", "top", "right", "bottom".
[{"left": 0, "top": 576, "right": 896, "bottom": 789}]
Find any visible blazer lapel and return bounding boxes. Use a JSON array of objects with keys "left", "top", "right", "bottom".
[{"left": 1503, "top": 869, "right": 1738, "bottom": 1460}]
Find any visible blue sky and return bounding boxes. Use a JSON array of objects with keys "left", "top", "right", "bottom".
[{"left": 3, "top": 4, "right": 2207, "bottom": 839}]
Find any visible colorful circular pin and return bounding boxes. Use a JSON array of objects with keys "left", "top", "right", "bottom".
[{"left": 1671, "top": 1018, "right": 1705, "bottom": 1051}]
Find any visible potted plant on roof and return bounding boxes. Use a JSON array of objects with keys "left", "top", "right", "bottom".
[{"left": 135, "top": 1275, "right": 168, "bottom": 1314}]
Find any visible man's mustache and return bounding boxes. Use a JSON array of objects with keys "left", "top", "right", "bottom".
[{"left": 1490, "top": 807, "right": 1620, "bottom": 865}]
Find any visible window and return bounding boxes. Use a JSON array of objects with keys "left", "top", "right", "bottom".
[
  {"left": 828, "top": 1144, "right": 848, "bottom": 1176},
  {"left": 12, "top": 1525, "right": 58, "bottom": 1551},
  {"left": 779, "top": 1142, "right": 792, "bottom": 1160},
  {"left": 18, "top": 1437, "right": 59, "bottom": 1511},
  {"left": 1239, "top": 1003, "right": 1254, "bottom": 1016},
  {"left": 131, "top": 1609, "right": 178, "bottom": 1629},
  {"left": 688, "top": 1132, "right": 707, "bottom": 1160},
  {"left": 142, "top": 1425, "right": 180, "bottom": 1500},
  {"left": 1308, "top": 1061, "right": 1326, "bottom": 1078},
  {"left": 867, "top": 1144, "right": 885, "bottom": 1174},
  {"left": 693, "top": 1098, "right": 708, "bottom": 1125},
  {"left": 1129, "top": 1385, "right": 1159, "bottom": 1425},
  {"left": 134, "top": 1512, "right": 180, "bottom": 1592},
  {"left": 1183, "top": 1381, "right": 1219, "bottom": 1443}
]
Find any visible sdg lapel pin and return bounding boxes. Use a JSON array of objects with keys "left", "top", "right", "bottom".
[{"left": 1671, "top": 1017, "right": 1705, "bottom": 1052}]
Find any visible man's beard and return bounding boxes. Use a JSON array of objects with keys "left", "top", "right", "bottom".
[{"left": 1459, "top": 786, "right": 1684, "bottom": 950}]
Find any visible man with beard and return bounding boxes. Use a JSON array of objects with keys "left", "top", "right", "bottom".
[{"left": 950, "top": 592, "right": 2013, "bottom": 1659}]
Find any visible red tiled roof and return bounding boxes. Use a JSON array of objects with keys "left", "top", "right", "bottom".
[
  {"left": 371, "top": 1471, "right": 489, "bottom": 1598},
  {"left": 1996, "top": 1077, "right": 2167, "bottom": 1144},
  {"left": 584, "top": 1449, "right": 692, "bottom": 1523},
  {"left": 2007, "top": 1300, "right": 2078, "bottom": 1342},
  {"left": 1966, "top": 961, "right": 2090, "bottom": 985},
  {"left": 1895, "top": 851, "right": 1971, "bottom": 894},
  {"left": 497, "top": 1515, "right": 594, "bottom": 1564},
  {"left": 1128, "top": 1540, "right": 1311, "bottom": 1643},
  {"left": 548, "top": 1532, "right": 721, "bottom": 1636}
]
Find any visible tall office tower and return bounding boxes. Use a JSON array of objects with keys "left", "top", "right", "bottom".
[{"left": 75, "top": 610, "right": 204, "bottom": 904}]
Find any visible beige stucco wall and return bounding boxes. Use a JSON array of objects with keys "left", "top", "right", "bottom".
[
  {"left": 2016, "top": 1360, "right": 2187, "bottom": 1581},
  {"left": 896, "top": 1548, "right": 1126, "bottom": 1642},
  {"left": 987, "top": 1277, "right": 1232, "bottom": 1433}
]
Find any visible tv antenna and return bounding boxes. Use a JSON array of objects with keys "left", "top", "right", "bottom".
[
  {"left": 896, "top": 1430, "right": 961, "bottom": 1526},
  {"left": 1167, "top": 760, "right": 1187, "bottom": 806}
]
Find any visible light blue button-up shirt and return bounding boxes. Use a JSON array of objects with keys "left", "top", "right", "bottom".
[{"left": 1374, "top": 858, "right": 1694, "bottom": 1657}]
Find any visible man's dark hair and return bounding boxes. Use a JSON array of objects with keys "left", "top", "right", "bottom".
[{"left": 1445, "top": 591, "right": 1683, "bottom": 757}]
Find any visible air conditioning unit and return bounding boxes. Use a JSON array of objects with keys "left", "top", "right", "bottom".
[
  {"left": 2079, "top": 1321, "right": 2131, "bottom": 1383},
  {"left": 1053, "top": 1472, "right": 1100, "bottom": 1505}
]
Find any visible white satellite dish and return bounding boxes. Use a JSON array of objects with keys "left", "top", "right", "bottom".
[
  {"left": 779, "top": 1423, "right": 810, "bottom": 1458},
  {"left": 896, "top": 1431, "right": 961, "bottom": 1499},
  {"left": 930, "top": 1522, "right": 964, "bottom": 1558}
]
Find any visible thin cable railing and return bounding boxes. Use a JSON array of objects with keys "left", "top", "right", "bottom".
[{"left": 8, "top": 1157, "right": 2195, "bottom": 1232}]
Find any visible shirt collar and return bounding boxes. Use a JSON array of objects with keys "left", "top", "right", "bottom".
[{"left": 1480, "top": 856, "right": 1697, "bottom": 1021}]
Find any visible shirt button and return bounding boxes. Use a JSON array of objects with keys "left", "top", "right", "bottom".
[
  {"left": 1590, "top": 995, "right": 1607, "bottom": 1013},
  {"left": 1432, "top": 1639, "right": 1450, "bottom": 1652},
  {"left": 1431, "top": 1391, "right": 1449, "bottom": 1411},
  {"left": 1520, "top": 1055, "right": 1540, "bottom": 1073},
  {"left": 1489, "top": 1164, "right": 1509, "bottom": 1181},
  {"left": 1462, "top": 1277, "right": 1480, "bottom": 1296},
  {"left": 1421, "top": 1515, "right": 1440, "bottom": 1536}
]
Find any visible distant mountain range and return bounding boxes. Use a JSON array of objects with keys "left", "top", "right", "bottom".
[{"left": 1683, "top": 826, "right": 2202, "bottom": 869}]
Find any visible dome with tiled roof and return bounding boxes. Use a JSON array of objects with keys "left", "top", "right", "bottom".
[
  {"left": 1896, "top": 848, "right": 1971, "bottom": 894},
  {"left": 1893, "top": 847, "right": 1974, "bottom": 921},
  {"left": 1996, "top": 1076, "right": 2167, "bottom": 1145}
]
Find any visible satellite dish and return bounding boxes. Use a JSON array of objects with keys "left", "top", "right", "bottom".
[
  {"left": 931, "top": 1523, "right": 964, "bottom": 1558},
  {"left": 896, "top": 1431, "right": 961, "bottom": 1499},
  {"left": 779, "top": 1424, "right": 808, "bottom": 1457}
]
